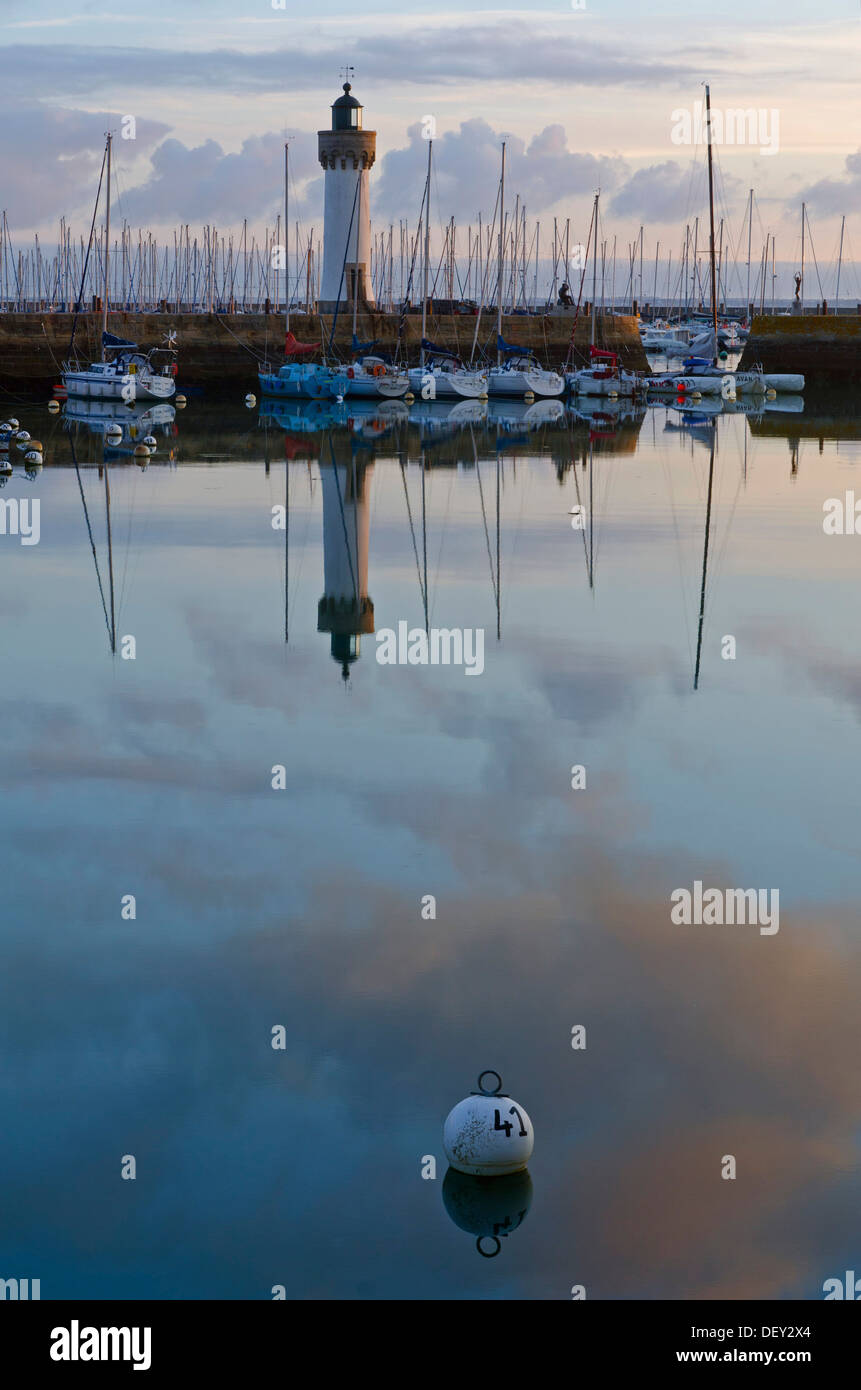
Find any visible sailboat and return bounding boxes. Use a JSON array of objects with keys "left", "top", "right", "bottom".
[
  {"left": 63, "top": 135, "right": 177, "bottom": 403},
  {"left": 663, "top": 89, "right": 803, "bottom": 398},
  {"left": 259, "top": 143, "right": 351, "bottom": 400},
  {"left": 343, "top": 350, "right": 411, "bottom": 398},
  {"left": 408, "top": 342, "right": 488, "bottom": 399},
  {"left": 566, "top": 195, "right": 643, "bottom": 397},
  {"left": 486, "top": 144, "right": 564, "bottom": 400},
  {"left": 342, "top": 208, "right": 409, "bottom": 396},
  {"left": 407, "top": 138, "right": 488, "bottom": 401}
]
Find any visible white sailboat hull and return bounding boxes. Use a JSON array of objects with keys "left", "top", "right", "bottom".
[
  {"left": 408, "top": 367, "right": 488, "bottom": 399},
  {"left": 488, "top": 366, "right": 564, "bottom": 398},
  {"left": 648, "top": 375, "right": 727, "bottom": 396},
  {"left": 62, "top": 368, "right": 175, "bottom": 402},
  {"left": 568, "top": 369, "right": 640, "bottom": 397},
  {"left": 681, "top": 370, "right": 805, "bottom": 394},
  {"left": 345, "top": 372, "right": 410, "bottom": 399}
]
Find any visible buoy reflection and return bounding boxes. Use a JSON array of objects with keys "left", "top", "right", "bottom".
[{"left": 442, "top": 1167, "right": 533, "bottom": 1258}]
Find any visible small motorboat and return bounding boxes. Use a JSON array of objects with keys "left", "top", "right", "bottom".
[
  {"left": 641, "top": 327, "right": 691, "bottom": 355},
  {"left": 258, "top": 360, "right": 349, "bottom": 399},
  {"left": 63, "top": 333, "right": 177, "bottom": 403},
  {"left": 567, "top": 347, "right": 642, "bottom": 397}
]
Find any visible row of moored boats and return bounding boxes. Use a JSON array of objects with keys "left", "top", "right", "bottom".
[{"left": 257, "top": 338, "right": 804, "bottom": 402}]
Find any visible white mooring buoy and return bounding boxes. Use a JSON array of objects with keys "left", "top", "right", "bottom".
[
  {"left": 48, "top": 400, "right": 60, "bottom": 414},
  {"left": 245, "top": 393, "right": 257, "bottom": 408},
  {"left": 443, "top": 1071, "right": 534, "bottom": 1177}
]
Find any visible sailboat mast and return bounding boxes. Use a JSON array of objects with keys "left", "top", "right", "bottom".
[
  {"left": 421, "top": 138, "right": 432, "bottom": 368},
  {"left": 591, "top": 192, "right": 599, "bottom": 347},
  {"left": 421, "top": 450, "right": 429, "bottom": 635},
  {"left": 745, "top": 188, "right": 753, "bottom": 316},
  {"left": 289, "top": 461, "right": 293, "bottom": 644},
  {"left": 497, "top": 142, "right": 506, "bottom": 366},
  {"left": 104, "top": 463, "right": 116, "bottom": 654},
  {"left": 101, "top": 133, "right": 112, "bottom": 358},
  {"left": 694, "top": 433, "right": 716, "bottom": 690},
  {"left": 352, "top": 176, "right": 360, "bottom": 340},
  {"left": 800, "top": 201, "right": 805, "bottom": 313},
  {"left": 704, "top": 86, "right": 718, "bottom": 366},
  {"left": 285, "top": 142, "right": 290, "bottom": 336},
  {"left": 495, "top": 456, "right": 501, "bottom": 640},
  {"left": 836, "top": 213, "right": 845, "bottom": 312}
]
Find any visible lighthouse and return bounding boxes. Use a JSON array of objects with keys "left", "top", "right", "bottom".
[{"left": 317, "top": 80, "right": 376, "bottom": 310}]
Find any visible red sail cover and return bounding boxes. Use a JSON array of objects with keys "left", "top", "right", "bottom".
[
  {"left": 589, "top": 345, "right": 619, "bottom": 365},
  {"left": 284, "top": 331, "right": 318, "bottom": 356}
]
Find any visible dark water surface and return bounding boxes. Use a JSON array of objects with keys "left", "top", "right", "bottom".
[{"left": 2, "top": 390, "right": 860, "bottom": 1299}]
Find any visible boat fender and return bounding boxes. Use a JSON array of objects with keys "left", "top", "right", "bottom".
[{"left": 347, "top": 367, "right": 355, "bottom": 379}]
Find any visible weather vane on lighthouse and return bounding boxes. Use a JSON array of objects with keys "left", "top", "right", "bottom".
[{"left": 340, "top": 64, "right": 355, "bottom": 85}]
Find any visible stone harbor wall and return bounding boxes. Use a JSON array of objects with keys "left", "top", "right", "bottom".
[
  {"left": 740, "top": 314, "right": 861, "bottom": 384},
  {"left": 0, "top": 309, "right": 648, "bottom": 391}
]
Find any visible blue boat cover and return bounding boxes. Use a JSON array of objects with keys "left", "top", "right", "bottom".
[
  {"left": 421, "top": 338, "right": 459, "bottom": 361},
  {"left": 496, "top": 334, "right": 535, "bottom": 358},
  {"left": 102, "top": 331, "right": 138, "bottom": 349}
]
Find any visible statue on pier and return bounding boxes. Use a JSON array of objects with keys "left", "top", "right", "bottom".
[
  {"left": 557, "top": 282, "right": 574, "bottom": 308},
  {"left": 794, "top": 272, "right": 802, "bottom": 303}
]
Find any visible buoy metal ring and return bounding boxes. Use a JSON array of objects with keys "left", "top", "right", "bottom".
[
  {"left": 475, "top": 1069, "right": 504, "bottom": 1096},
  {"left": 476, "top": 1236, "right": 502, "bottom": 1259}
]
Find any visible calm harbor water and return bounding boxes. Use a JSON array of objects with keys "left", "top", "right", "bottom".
[{"left": 2, "top": 389, "right": 860, "bottom": 1299}]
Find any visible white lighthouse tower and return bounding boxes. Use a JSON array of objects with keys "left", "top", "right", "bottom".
[{"left": 318, "top": 79, "right": 376, "bottom": 311}]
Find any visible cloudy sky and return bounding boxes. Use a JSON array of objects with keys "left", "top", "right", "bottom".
[{"left": 1, "top": 0, "right": 860, "bottom": 283}]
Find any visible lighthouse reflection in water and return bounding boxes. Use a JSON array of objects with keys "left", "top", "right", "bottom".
[{"left": 318, "top": 453, "right": 374, "bottom": 682}]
